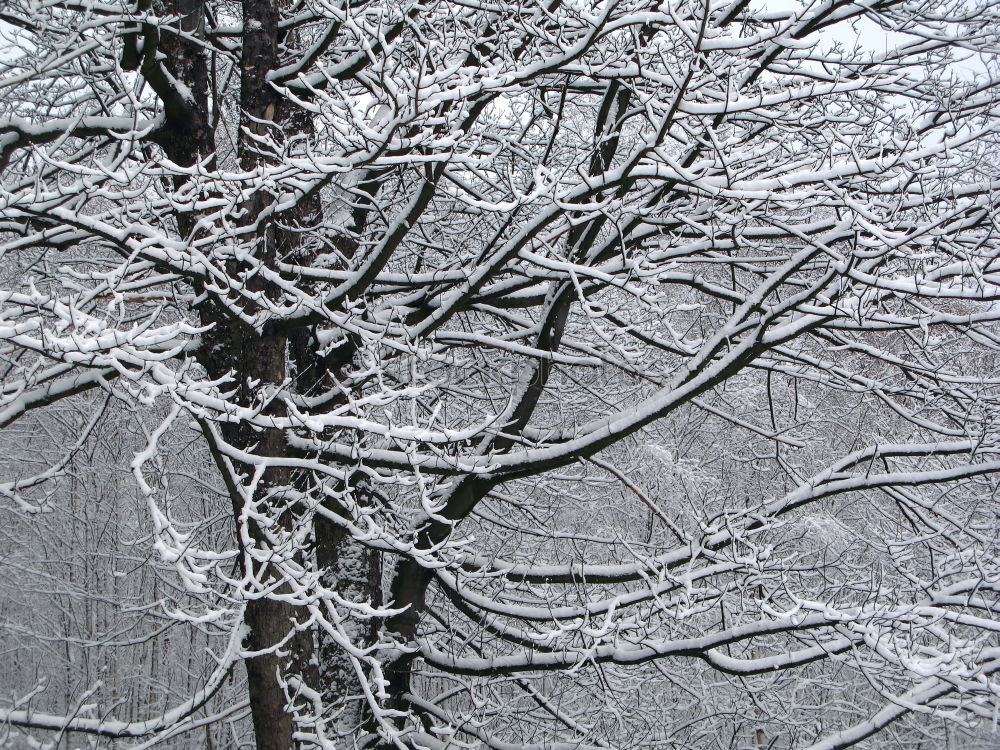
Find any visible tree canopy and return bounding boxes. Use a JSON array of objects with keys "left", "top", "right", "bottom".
[{"left": 1, "top": 0, "right": 1000, "bottom": 747}]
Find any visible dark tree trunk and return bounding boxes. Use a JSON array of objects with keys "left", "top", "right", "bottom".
[
  {"left": 198, "top": 316, "right": 318, "bottom": 750},
  {"left": 146, "top": 0, "right": 386, "bottom": 743},
  {"left": 315, "top": 510, "right": 383, "bottom": 730},
  {"left": 148, "top": 0, "right": 316, "bottom": 744},
  {"left": 283, "top": 212, "right": 385, "bottom": 734}
]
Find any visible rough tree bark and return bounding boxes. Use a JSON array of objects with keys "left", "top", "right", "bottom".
[{"left": 132, "top": 1, "right": 385, "bottom": 745}]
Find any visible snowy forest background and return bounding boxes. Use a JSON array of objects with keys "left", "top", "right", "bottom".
[{"left": 1, "top": 0, "right": 1000, "bottom": 748}]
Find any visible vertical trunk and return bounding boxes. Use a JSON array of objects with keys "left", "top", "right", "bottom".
[
  {"left": 315, "top": 509, "right": 383, "bottom": 731},
  {"left": 147, "top": 0, "right": 318, "bottom": 743},
  {"left": 270, "top": 91, "right": 385, "bottom": 729},
  {"left": 284, "top": 213, "right": 385, "bottom": 735},
  {"left": 206, "top": 1, "right": 321, "bottom": 744},
  {"left": 238, "top": 0, "right": 385, "bottom": 741},
  {"left": 198, "top": 305, "right": 317, "bottom": 750},
  {"left": 150, "top": 0, "right": 385, "bottom": 742}
]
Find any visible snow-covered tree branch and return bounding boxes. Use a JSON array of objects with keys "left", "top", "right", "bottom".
[{"left": 1, "top": 0, "right": 999, "bottom": 747}]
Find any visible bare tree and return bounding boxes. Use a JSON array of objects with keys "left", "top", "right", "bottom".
[{"left": 1, "top": 0, "right": 1000, "bottom": 747}]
